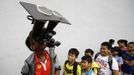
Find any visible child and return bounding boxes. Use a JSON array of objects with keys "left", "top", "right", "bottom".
[
  {"left": 85, "top": 48, "right": 94, "bottom": 57},
  {"left": 112, "top": 47, "right": 123, "bottom": 72},
  {"left": 84, "top": 48, "right": 99, "bottom": 75},
  {"left": 63, "top": 48, "right": 81, "bottom": 75},
  {"left": 117, "top": 39, "right": 128, "bottom": 51},
  {"left": 94, "top": 42, "right": 119, "bottom": 75},
  {"left": 121, "top": 42, "right": 134, "bottom": 75},
  {"left": 81, "top": 55, "right": 95, "bottom": 75}
]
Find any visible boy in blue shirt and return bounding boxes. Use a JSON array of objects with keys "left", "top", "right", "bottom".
[
  {"left": 81, "top": 55, "right": 95, "bottom": 75},
  {"left": 121, "top": 42, "right": 134, "bottom": 75},
  {"left": 84, "top": 48, "right": 99, "bottom": 75}
]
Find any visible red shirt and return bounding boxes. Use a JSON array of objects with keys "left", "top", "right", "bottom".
[{"left": 34, "top": 51, "right": 51, "bottom": 75}]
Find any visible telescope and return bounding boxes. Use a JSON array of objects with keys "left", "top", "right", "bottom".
[{"left": 20, "top": 1, "right": 71, "bottom": 47}]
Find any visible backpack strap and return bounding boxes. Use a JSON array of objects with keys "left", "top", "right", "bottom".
[
  {"left": 65, "top": 60, "right": 68, "bottom": 66},
  {"left": 94, "top": 52, "right": 113, "bottom": 71},
  {"left": 108, "top": 55, "right": 113, "bottom": 71},
  {"left": 64, "top": 60, "right": 72, "bottom": 73},
  {"left": 73, "top": 62, "right": 79, "bottom": 75},
  {"left": 94, "top": 52, "right": 100, "bottom": 61},
  {"left": 64, "top": 60, "right": 78, "bottom": 75},
  {"left": 64, "top": 60, "right": 73, "bottom": 74}
]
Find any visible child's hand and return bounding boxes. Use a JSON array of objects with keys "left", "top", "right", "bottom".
[{"left": 124, "top": 60, "right": 134, "bottom": 66}]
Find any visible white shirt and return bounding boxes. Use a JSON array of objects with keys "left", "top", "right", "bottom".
[{"left": 96, "top": 55, "right": 119, "bottom": 75}]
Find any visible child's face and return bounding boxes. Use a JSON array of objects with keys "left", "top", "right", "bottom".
[
  {"left": 32, "top": 40, "right": 46, "bottom": 51},
  {"left": 118, "top": 42, "right": 125, "bottom": 48},
  {"left": 81, "top": 60, "right": 91, "bottom": 70},
  {"left": 112, "top": 51, "right": 119, "bottom": 56},
  {"left": 100, "top": 45, "right": 110, "bottom": 56},
  {"left": 127, "top": 44, "right": 134, "bottom": 52},
  {"left": 68, "top": 53, "right": 76, "bottom": 63}
]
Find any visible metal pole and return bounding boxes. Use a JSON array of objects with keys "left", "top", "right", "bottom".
[{"left": 49, "top": 47, "right": 55, "bottom": 75}]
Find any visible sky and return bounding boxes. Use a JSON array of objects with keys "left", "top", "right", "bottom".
[{"left": 0, "top": 0, "right": 134, "bottom": 75}]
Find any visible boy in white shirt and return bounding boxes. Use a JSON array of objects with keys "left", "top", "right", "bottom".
[{"left": 95, "top": 42, "right": 119, "bottom": 75}]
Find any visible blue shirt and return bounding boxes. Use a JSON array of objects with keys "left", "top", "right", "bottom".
[
  {"left": 86, "top": 69, "right": 95, "bottom": 75},
  {"left": 122, "top": 52, "right": 134, "bottom": 74},
  {"left": 82, "top": 69, "right": 95, "bottom": 75}
]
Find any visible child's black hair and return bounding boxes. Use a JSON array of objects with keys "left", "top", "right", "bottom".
[
  {"left": 81, "top": 55, "right": 92, "bottom": 63},
  {"left": 117, "top": 39, "right": 128, "bottom": 46},
  {"left": 113, "top": 46, "right": 121, "bottom": 52},
  {"left": 101, "top": 41, "right": 112, "bottom": 50},
  {"left": 68, "top": 48, "right": 79, "bottom": 57},
  {"left": 109, "top": 39, "right": 115, "bottom": 45},
  {"left": 128, "top": 41, "right": 134, "bottom": 45},
  {"left": 85, "top": 48, "right": 94, "bottom": 56}
]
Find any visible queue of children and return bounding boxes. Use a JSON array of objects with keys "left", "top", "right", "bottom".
[{"left": 62, "top": 39, "right": 134, "bottom": 75}]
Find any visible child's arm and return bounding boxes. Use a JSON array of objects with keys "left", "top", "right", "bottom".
[
  {"left": 112, "top": 70, "right": 119, "bottom": 75},
  {"left": 93, "top": 68, "right": 98, "bottom": 75},
  {"left": 112, "top": 58, "right": 119, "bottom": 75},
  {"left": 124, "top": 59, "right": 134, "bottom": 66},
  {"left": 92, "top": 61, "right": 99, "bottom": 75},
  {"left": 118, "top": 57, "right": 123, "bottom": 72},
  {"left": 21, "top": 61, "right": 29, "bottom": 75}
]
